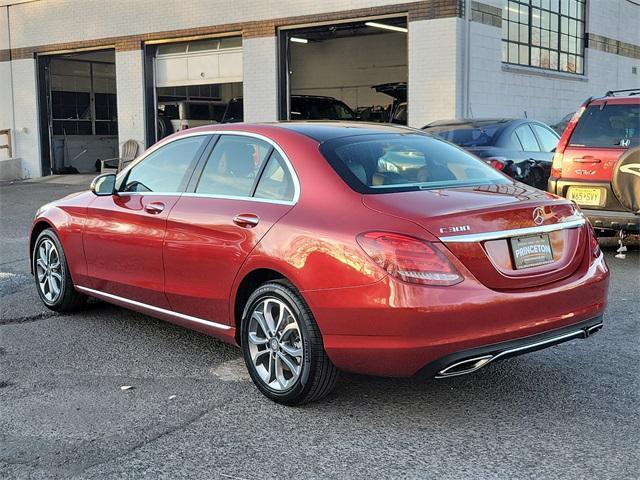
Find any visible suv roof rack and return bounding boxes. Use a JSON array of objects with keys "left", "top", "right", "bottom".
[{"left": 604, "top": 88, "right": 640, "bottom": 97}]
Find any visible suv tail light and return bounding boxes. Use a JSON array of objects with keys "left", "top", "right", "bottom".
[
  {"left": 551, "top": 102, "right": 589, "bottom": 178},
  {"left": 356, "top": 232, "right": 463, "bottom": 286}
]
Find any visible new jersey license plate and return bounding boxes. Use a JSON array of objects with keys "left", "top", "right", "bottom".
[
  {"left": 567, "top": 187, "right": 603, "bottom": 206},
  {"left": 510, "top": 234, "right": 554, "bottom": 270}
]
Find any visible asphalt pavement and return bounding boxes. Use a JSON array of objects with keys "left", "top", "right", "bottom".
[{"left": 1, "top": 175, "right": 639, "bottom": 479}]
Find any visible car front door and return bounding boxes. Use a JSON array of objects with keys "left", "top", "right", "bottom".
[
  {"left": 82, "top": 134, "right": 210, "bottom": 307},
  {"left": 163, "top": 134, "right": 298, "bottom": 325}
]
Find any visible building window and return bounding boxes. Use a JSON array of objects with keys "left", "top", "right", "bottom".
[{"left": 502, "top": 0, "right": 585, "bottom": 74}]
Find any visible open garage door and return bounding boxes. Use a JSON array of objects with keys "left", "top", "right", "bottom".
[
  {"left": 37, "top": 49, "right": 118, "bottom": 175},
  {"left": 147, "top": 36, "right": 243, "bottom": 142},
  {"left": 278, "top": 17, "right": 407, "bottom": 123}
]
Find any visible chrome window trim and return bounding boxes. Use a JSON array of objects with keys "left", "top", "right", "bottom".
[
  {"left": 75, "top": 285, "right": 232, "bottom": 331},
  {"left": 116, "top": 130, "right": 301, "bottom": 204},
  {"left": 439, "top": 218, "right": 586, "bottom": 243}
]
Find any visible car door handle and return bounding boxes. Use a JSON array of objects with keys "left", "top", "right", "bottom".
[
  {"left": 573, "top": 156, "right": 602, "bottom": 163},
  {"left": 233, "top": 213, "right": 260, "bottom": 228},
  {"left": 144, "top": 202, "right": 165, "bottom": 214}
]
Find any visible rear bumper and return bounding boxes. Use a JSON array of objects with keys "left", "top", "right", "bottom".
[
  {"left": 304, "top": 253, "right": 609, "bottom": 377},
  {"left": 581, "top": 209, "right": 640, "bottom": 233},
  {"left": 417, "top": 316, "right": 603, "bottom": 378},
  {"left": 548, "top": 177, "right": 639, "bottom": 232}
]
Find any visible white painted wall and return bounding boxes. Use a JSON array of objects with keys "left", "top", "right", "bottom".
[
  {"left": 467, "top": 21, "right": 639, "bottom": 125},
  {"left": 0, "top": 6, "right": 14, "bottom": 161},
  {"left": 589, "top": 0, "right": 640, "bottom": 46},
  {"left": 408, "top": 17, "right": 464, "bottom": 127},
  {"left": 10, "top": 59, "right": 41, "bottom": 177},
  {"left": 115, "top": 50, "right": 146, "bottom": 153},
  {"left": 290, "top": 32, "right": 407, "bottom": 110},
  {"left": 243, "top": 36, "right": 277, "bottom": 122}
]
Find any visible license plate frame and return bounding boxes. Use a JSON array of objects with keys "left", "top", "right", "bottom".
[
  {"left": 567, "top": 187, "right": 603, "bottom": 207},
  {"left": 510, "top": 234, "right": 554, "bottom": 270}
]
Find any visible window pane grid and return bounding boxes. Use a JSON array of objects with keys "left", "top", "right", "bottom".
[{"left": 502, "top": 0, "right": 585, "bottom": 74}]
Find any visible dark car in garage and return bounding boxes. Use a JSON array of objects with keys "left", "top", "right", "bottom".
[
  {"left": 222, "top": 95, "right": 358, "bottom": 123},
  {"left": 423, "top": 119, "right": 560, "bottom": 190}
]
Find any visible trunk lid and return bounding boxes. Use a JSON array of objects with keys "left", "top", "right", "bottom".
[{"left": 362, "top": 183, "right": 587, "bottom": 290}]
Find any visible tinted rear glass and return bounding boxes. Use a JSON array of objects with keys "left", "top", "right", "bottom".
[
  {"left": 291, "top": 98, "right": 355, "bottom": 120},
  {"left": 570, "top": 104, "right": 640, "bottom": 148},
  {"left": 320, "top": 133, "right": 509, "bottom": 194},
  {"left": 425, "top": 124, "right": 500, "bottom": 147}
]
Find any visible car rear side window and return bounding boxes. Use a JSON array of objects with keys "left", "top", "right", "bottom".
[
  {"left": 195, "top": 135, "right": 272, "bottom": 197},
  {"left": 513, "top": 125, "right": 540, "bottom": 152},
  {"left": 121, "top": 136, "right": 207, "bottom": 193},
  {"left": 320, "top": 133, "right": 509, "bottom": 194},
  {"left": 570, "top": 103, "right": 640, "bottom": 148},
  {"left": 254, "top": 152, "right": 295, "bottom": 202},
  {"left": 531, "top": 124, "right": 559, "bottom": 152}
]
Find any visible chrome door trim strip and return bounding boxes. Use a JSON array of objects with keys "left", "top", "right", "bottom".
[
  {"left": 75, "top": 285, "right": 232, "bottom": 331},
  {"left": 439, "top": 218, "right": 586, "bottom": 243},
  {"left": 115, "top": 130, "right": 301, "bottom": 204}
]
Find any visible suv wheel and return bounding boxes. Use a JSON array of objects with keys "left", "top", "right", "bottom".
[{"left": 241, "top": 281, "right": 338, "bottom": 405}]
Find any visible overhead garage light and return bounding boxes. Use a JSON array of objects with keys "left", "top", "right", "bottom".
[
  {"left": 290, "top": 37, "right": 309, "bottom": 44},
  {"left": 365, "top": 21, "right": 408, "bottom": 33}
]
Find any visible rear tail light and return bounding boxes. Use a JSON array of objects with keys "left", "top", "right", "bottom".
[
  {"left": 552, "top": 102, "right": 589, "bottom": 179},
  {"left": 485, "top": 157, "right": 506, "bottom": 171},
  {"left": 586, "top": 223, "right": 601, "bottom": 258},
  {"left": 356, "top": 232, "right": 463, "bottom": 286}
]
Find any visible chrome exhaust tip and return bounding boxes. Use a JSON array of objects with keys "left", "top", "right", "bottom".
[
  {"left": 435, "top": 355, "right": 494, "bottom": 378},
  {"left": 586, "top": 323, "right": 603, "bottom": 336}
]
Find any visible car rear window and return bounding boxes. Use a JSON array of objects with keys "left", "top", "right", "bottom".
[
  {"left": 319, "top": 133, "right": 509, "bottom": 194},
  {"left": 570, "top": 103, "right": 640, "bottom": 148},
  {"left": 425, "top": 124, "right": 500, "bottom": 147}
]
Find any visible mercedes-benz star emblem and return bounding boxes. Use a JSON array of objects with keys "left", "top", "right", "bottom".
[{"left": 533, "top": 207, "right": 545, "bottom": 225}]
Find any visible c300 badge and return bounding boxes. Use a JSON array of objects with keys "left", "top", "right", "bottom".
[{"left": 440, "top": 225, "right": 471, "bottom": 234}]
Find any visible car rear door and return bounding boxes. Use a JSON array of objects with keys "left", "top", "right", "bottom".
[
  {"left": 82, "top": 134, "right": 210, "bottom": 307},
  {"left": 163, "top": 133, "right": 298, "bottom": 325}
]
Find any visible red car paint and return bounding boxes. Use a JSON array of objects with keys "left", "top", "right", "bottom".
[{"left": 30, "top": 123, "right": 609, "bottom": 377}]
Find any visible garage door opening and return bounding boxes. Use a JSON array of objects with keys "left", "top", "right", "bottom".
[
  {"left": 37, "top": 49, "right": 117, "bottom": 175},
  {"left": 146, "top": 36, "right": 243, "bottom": 143},
  {"left": 278, "top": 17, "right": 407, "bottom": 123}
]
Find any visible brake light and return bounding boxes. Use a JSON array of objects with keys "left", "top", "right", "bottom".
[
  {"left": 356, "top": 232, "right": 463, "bottom": 286},
  {"left": 552, "top": 103, "right": 588, "bottom": 178},
  {"left": 586, "top": 223, "right": 601, "bottom": 258},
  {"left": 485, "top": 157, "right": 506, "bottom": 171}
]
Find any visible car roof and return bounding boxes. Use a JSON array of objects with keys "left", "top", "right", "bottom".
[
  {"left": 424, "top": 118, "right": 515, "bottom": 128},
  {"left": 275, "top": 121, "right": 422, "bottom": 142},
  {"left": 181, "top": 121, "right": 424, "bottom": 143}
]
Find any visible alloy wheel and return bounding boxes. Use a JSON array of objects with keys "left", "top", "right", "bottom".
[
  {"left": 35, "top": 238, "right": 63, "bottom": 304},
  {"left": 247, "top": 297, "right": 304, "bottom": 391}
]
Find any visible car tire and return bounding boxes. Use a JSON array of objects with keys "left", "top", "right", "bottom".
[
  {"left": 33, "top": 228, "right": 86, "bottom": 312},
  {"left": 241, "top": 280, "right": 338, "bottom": 405}
]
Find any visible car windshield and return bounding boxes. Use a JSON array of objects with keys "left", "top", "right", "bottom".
[
  {"left": 569, "top": 103, "right": 640, "bottom": 148},
  {"left": 425, "top": 123, "right": 501, "bottom": 147},
  {"left": 320, "top": 133, "right": 509, "bottom": 193}
]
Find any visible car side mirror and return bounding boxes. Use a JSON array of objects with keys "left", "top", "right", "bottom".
[{"left": 90, "top": 173, "right": 117, "bottom": 196}]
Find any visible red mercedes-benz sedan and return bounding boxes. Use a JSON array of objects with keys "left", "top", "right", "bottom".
[{"left": 30, "top": 122, "right": 609, "bottom": 404}]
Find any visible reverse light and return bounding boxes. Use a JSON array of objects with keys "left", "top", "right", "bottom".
[
  {"left": 552, "top": 102, "right": 589, "bottom": 179},
  {"left": 356, "top": 232, "right": 463, "bottom": 286}
]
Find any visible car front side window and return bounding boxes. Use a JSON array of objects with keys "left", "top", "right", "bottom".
[{"left": 122, "top": 136, "right": 207, "bottom": 193}]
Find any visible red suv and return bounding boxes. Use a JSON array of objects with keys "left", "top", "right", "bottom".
[{"left": 548, "top": 89, "right": 640, "bottom": 232}]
